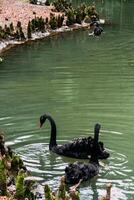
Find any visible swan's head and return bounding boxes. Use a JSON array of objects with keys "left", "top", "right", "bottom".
[{"left": 40, "top": 114, "right": 47, "bottom": 128}]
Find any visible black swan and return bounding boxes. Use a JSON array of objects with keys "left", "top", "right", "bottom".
[
  {"left": 65, "top": 123, "right": 101, "bottom": 184},
  {"left": 90, "top": 21, "right": 103, "bottom": 36},
  {"left": 94, "top": 25, "right": 103, "bottom": 36},
  {"left": 39, "top": 114, "right": 109, "bottom": 159}
]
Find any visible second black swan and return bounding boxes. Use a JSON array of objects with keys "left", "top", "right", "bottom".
[
  {"left": 65, "top": 123, "right": 101, "bottom": 184},
  {"left": 39, "top": 114, "right": 110, "bottom": 159}
]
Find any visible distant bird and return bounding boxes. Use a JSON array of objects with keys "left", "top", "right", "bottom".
[
  {"left": 99, "top": 183, "right": 112, "bottom": 200},
  {"left": 90, "top": 20, "right": 103, "bottom": 36},
  {"left": 65, "top": 123, "right": 101, "bottom": 184},
  {"left": 40, "top": 113, "right": 110, "bottom": 159},
  {"left": 93, "top": 24, "right": 103, "bottom": 36}
]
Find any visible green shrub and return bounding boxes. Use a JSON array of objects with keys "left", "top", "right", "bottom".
[
  {"left": 57, "top": 15, "right": 64, "bottom": 28},
  {"left": 53, "top": 0, "right": 72, "bottom": 12},
  {"left": 29, "top": 0, "right": 37, "bottom": 4},
  {"left": 45, "top": 0, "right": 50, "bottom": 6},
  {"left": 49, "top": 14, "right": 57, "bottom": 30},
  {"left": 27, "top": 21, "right": 32, "bottom": 38},
  {"left": 66, "top": 8, "right": 75, "bottom": 26}
]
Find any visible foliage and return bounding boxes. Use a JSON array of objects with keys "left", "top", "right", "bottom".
[
  {"left": 0, "top": 156, "right": 8, "bottom": 196},
  {"left": 45, "top": 0, "right": 50, "bottom": 6},
  {"left": 49, "top": 14, "right": 57, "bottom": 30},
  {"left": 15, "top": 21, "right": 26, "bottom": 40},
  {"left": 24, "top": 180, "right": 35, "bottom": 200},
  {"left": 58, "top": 176, "right": 68, "bottom": 199},
  {"left": 53, "top": 0, "right": 72, "bottom": 12},
  {"left": 30, "top": 17, "right": 45, "bottom": 32},
  {"left": 0, "top": 0, "right": 99, "bottom": 41},
  {"left": 29, "top": 0, "right": 37, "bottom": 4},
  {"left": 66, "top": 8, "right": 75, "bottom": 26},
  {"left": 15, "top": 169, "right": 26, "bottom": 199},
  {"left": 57, "top": 14, "right": 64, "bottom": 28},
  {"left": 27, "top": 21, "right": 32, "bottom": 38},
  {"left": 52, "top": 0, "right": 99, "bottom": 26}
]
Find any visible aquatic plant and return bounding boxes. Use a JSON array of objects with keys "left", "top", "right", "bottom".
[
  {"left": 24, "top": 179, "right": 35, "bottom": 200},
  {"left": 15, "top": 169, "right": 26, "bottom": 199},
  {"left": 44, "top": 184, "right": 57, "bottom": 200},
  {"left": 9, "top": 153, "right": 26, "bottom": 182},
  {"left": 58, "top": 176, "right": 69, "bottom": 199},
  {"left": 0, "top": 153, "right": 8, "bottom": 196}
]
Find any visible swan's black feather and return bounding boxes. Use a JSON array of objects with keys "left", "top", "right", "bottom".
[{"left": 40, "top": 114, "right": 110, "bottom": 159}]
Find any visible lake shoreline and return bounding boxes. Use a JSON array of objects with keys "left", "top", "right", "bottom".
[
  {"left": 0, "top": 0, "right": 106, "bottom": 55},
  {"left": 0, "top": 22, "right": 91, "bottom": 54}
]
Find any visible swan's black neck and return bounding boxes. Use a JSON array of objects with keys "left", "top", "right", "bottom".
[
  {"left": 46, "top": 115, "right": 57, "bottom": 150},
  {"left": 90, "top": 123, "right": 101, "bottom": 165}
]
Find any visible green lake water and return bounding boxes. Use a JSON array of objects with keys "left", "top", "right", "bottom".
[{"left": 0, "top": 0, "right": 134, "bottom": 199}]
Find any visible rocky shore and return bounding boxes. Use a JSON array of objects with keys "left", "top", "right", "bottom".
[
  {"left": 0, "top": 0, "right": 104, "bottom": 55},
  {"left": 0, "top": 0, "right": 61, "bottom": 53},
  {"left": 0, "top": 22, "right": 90, "bottom": 54}
]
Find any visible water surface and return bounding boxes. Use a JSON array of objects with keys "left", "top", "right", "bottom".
[{"left": 0, "top": 0, "right": 134, "bottom": 199}]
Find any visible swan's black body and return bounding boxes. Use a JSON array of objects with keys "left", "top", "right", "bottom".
[
  {"left": 65, "top": 161, "right": 99, "bottom": 184},
  {"left": 94, "top": 26, "right": 103, "bottom": 36},
  {"left": 65, "top": 124, "right": 100, "bottom": 184},
  {"left": 90, "top": 21, "right": 103, "bottom": 36},
  {"left": 40, "top": 114, "right": 109, "bottom": 159}
]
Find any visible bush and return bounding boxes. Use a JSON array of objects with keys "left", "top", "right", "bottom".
[
  {"left": 27, "top": 21, "right": 32, "bottom": 38},
  {"left": 45, "top": 0, "right": 50, "bottom": 6},
  {"left": 15, "top": 21, "right": 26, "bottom": 40},
  {"left": 57, "top": 15, "right": 64, "bottom": 28},
  {"left": 49, "top": 14, "right": 57, "bottom": 30},
  {"left": 66, "top": 8, "right": 75, "bottom": 26},
  {"left": 53, "top": 0, "right": 72, "bottom": 12},
  {"left": 29, "top": 0, "right": 37, "bottom": 4}
]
